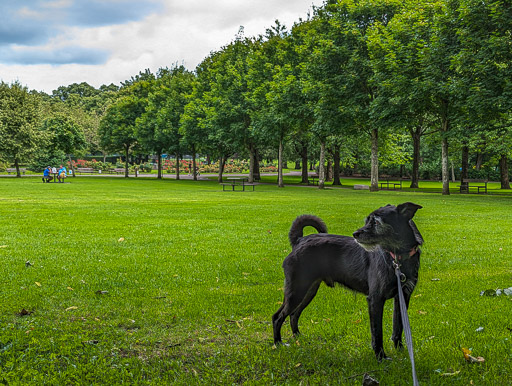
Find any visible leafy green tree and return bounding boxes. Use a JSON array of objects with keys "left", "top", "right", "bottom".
[
  {"left": 303, "top": 0, "right": 402, "bottom": 190},
  {"left": 42, "top": 114, "right": 86, "bottom": 176},
  {"left": 137, "top": 66, "right": 195, "bottom": 179},
  {"left": 455, "top": 0, "right": 512, "bottom": 188},
  {"left": 0, "top": 82, "right": 42, "bottom": 176},
  {"left": 99, "top": 75, "right": 153, "bottom": 177},
  {"left": 368, "top": 1, "right": 437, "bottom": 188},
  {"left": 202, "top": 31, "right": 258, "bottom": 181},
  {"left": 99, "top": 96, "right": 140, "bottom": 177}
]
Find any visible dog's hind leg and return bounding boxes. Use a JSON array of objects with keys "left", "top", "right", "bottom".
[
  {"left": 290, "top": 280, "right": 321, "bottom": 337},
  {"left": 272, "top": 281, "right": 316, "bottom": 345}
]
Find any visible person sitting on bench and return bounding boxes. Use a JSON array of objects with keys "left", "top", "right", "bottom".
[
  {"left": 57, "top": 165, "right": 67, "bottom": 182},
  {"left": 42, "top": 166, "right": 53, "bottom": 183}
]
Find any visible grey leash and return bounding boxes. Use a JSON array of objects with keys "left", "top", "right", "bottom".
[{"left": 394, "top": 262, "right": 419, "bottom": 386}]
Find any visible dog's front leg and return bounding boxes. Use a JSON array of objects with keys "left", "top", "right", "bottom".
[
  {"left": 367, "top": 295, "right": 388, "bottom": 361},
  {"left": 392, "top": 292, "right": 411, "bottom": 349}
]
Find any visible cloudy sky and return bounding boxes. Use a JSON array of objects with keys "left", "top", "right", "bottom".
[{"left": 0, "top": 0, "right": 324, "bottom": 93}]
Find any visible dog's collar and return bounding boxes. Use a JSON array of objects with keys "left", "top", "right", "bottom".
[{"left": 389, "top": 245, "right": 419, "bottom": 262}]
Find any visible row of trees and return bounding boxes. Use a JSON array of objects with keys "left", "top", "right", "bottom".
[{"left": 1, "top": 0, "right": 511, "bottom": 194}]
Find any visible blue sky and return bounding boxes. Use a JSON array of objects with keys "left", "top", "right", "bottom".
[{"left": 0, "top": 0, "right": 323, "bottom": 93}]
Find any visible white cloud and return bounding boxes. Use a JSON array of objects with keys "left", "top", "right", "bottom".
[{"left": 0, "top": 0, "right": 324, "bottom": 93}]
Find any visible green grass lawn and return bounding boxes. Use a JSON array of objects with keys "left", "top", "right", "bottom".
[{"left": 1, "top": 176, "right": 511, "bottom": 384}]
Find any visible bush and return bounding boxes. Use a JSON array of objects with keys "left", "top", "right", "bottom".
[{"left": 69, "top": 159, "right": 113, "bottom": 171}]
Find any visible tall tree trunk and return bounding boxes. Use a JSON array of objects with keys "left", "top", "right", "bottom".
[
  {"left": 157, "top": 150, "right": 162, "bottom": 179},
  {"left": 124, "top": 145, "right": 130, "bottom": 178},
  {"left": 249, "top": 145, "right": 255, "bottom": 183},
  {"left": 461, "top": 145, "right": 469, "bottom": 182},
  {"left": 294, "top": 160, "right": 301, "bottom": 169},
  {"left": 14, "top": 158, "right": 21, "bottom": 178},
  {"left": 410, "top": 127, "right": 421, "bottom": 188},
  {"left": 192, "top": 146, "right": 197, "bottom": 181},
  {"left": 301, "top": 144, "right": 308, "bottom": 184},
  {"left": 253, "top": 148, "right": 260, "bottom": 182},
  {"left": 326, "top": 160, "right": 332, "bottom": 182},
  {"left": 318, "top": 141, "right": 326, "bottom": 189},
  {"left": 278, "top": 139, "right": 284, "bottom": 188},
  {"left": 441, "top": 133, "right": 450, "bottom": 195},
  {"left": 370, "top": 128, "right": 379, "bottom": 192},
  {"left": 475, "top": 152, "right": 483, "bottom": 170},
  {"left": 333, "top": 144, "right": 341, "bottom": 186},
  {"left": 500, "top": 154, "right": 510, "bottom": 189},
  {"left": 248, "top": 144, "right": 260, "bottom": 183},
  {"left": 218, "top": 156, "right": 227, "bottom": 183},
  {"left": 68, "top": 154, "right": 76, "bottom": 178},
  {"left": 175, "top": 153, "right": 180, "bottom": 180}
]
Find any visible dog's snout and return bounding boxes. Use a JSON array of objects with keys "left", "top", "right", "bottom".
[{"left": 353, "top": 230, "right": 361, "bottom": 239}]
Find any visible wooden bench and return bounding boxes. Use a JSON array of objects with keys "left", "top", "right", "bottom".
[
  {"left": 221, "top": 178, "right": 255, "bottom": 191},
  {"left": 7, "top": 168, "right": 26, "bottom": 175},
  {"left": 380, "top": 178, "right": 407, "bottom": 190},
  {"left": 76, "top": 168, "right": 95, "bottom": 174},
  {"left": 459, "top": 179, "right": 488, "bottom": 194},
  {"left": 113, "top": 168, "right": 125, "bottom": 174},
  {"left": 308, "top": 174, "right": 319, "bottom": 186}
]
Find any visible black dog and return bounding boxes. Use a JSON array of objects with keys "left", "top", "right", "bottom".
[{"left": 272, "top": 202, "right": 423, "bottom": 360}]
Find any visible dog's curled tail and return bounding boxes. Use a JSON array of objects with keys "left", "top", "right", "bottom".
[{"left": 289, "top": 214, "right": 328, "bottom": 247}]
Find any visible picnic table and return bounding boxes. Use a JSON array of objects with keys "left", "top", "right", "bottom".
[
  {"left": 308, "top": 174, "right": 319, "bottom": 186},
  {"left": 379, "top": 178, "right": 407, "bottom": 190},
  {"left": 459, "top": 179, "right": 488, "bottom": 194},
  {"left": 76, "top": 168, "right": 95, "bottom": 174},
  {"left": 221, "top": 177, "right": 256, "bottom": 191}
]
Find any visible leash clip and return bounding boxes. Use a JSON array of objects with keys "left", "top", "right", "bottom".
[{"left": 391, "top": 258, "right": 407, "bottom": 283}]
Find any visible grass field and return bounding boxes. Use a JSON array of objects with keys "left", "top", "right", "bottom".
[{"left": 0, "top": 176, "right": 511, "bottom": 385}]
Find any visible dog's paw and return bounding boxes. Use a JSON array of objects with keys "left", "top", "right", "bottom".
[
  {"left": 272, "top": 341, "right": 290, "bottom": 349},
  {"left": 376, "top": 352, "right": 392, "bottom": 362},
  {"left": 392, "top": 339, "right": 404, "bottom": 350}
]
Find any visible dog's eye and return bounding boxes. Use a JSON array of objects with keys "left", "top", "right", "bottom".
[{"left": 374, "top": 217, "right": 383, "bottom": 226}]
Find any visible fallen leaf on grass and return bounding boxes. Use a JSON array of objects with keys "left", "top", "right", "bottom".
[
  {"left": 440, "top": 370, "right": 461, "bottom": 377},
  {"left": 462, "top": 347, "right": 485, "bottom": 363},
  {"left": 295, "top": 363, "right": 302, "bottom": 368},
  {"left": 0, "top": 245, "right": 7, "bottom": 248},
  {"left": 35, "top": 282, "right": 41, "bottom": 287},
  {"left": 82, "top": 340, "right": 99, "bottom": 345},
  {"left": 418, "top": 310, "right": 427, "bottom": 315},
  {"left": 118, "top": 237, "right": 125, "bottom": 242},
  {"left": 95, "top": 290, "right": 108, "bottom": 295},
  {"left": 67, "top": 287, "right": 73, "bottom": 291},
  {"left": 65, "top": 306, "right": 78, "bottom": 311}
]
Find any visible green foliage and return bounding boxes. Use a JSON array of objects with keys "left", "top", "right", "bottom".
[{"left": 0, "top": 82, "right": 42, "bottom": 166}]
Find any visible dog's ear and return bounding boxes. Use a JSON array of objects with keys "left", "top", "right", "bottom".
[
  {"left": 409, "top": 220, "right": 424, "bottom": 245},
  {"left": 397, "top": 202, "right": 422, "bottom": 220}
]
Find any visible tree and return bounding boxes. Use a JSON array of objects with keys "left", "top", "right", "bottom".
[
  {"left": 303, "top": 0, "right": 402, "bottom": 190},
  {"left": 137, "top": 66, "right": 195, "bottom": 179},
  {"left": 99, "top": 75, "right": 153, "bottom": 177},
  {"left": 0, "top": 82, "right": 41, "bottom": 176},
  {"left": 99, "top": 96, "right": 140, "bottom": 177},
  {"left": 368, "top": 1, "right": 436, "bottom": 188},
  {"left": 41, "top": 114, "right": 86, "bottom": 176}
]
